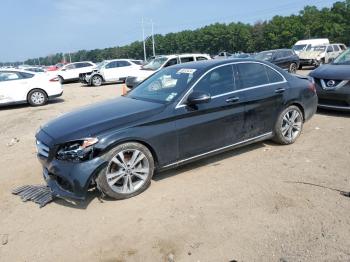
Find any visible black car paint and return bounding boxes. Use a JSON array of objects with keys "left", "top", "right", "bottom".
[
  {"left": 256, "top": 49, "right": 300, "bottom": 71},
  {"left": 310, "top": 64, "right": 350, "bottom": 111},
  {"left": 36, "top": 59, "right": 317, "bottom": 200}
]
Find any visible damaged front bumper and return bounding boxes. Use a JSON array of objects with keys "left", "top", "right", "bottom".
[{"left": 37, "top": 154, "right": 106, "bottom": 201}]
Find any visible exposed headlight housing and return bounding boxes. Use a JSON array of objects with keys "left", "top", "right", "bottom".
[{"left": 56, "top": 137, "right": 99, "bottom": 162}]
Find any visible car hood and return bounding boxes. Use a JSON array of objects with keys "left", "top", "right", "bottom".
[
  {"left": 310, "top": 64, "right": 350, "bottom": 80},
  {"left": 39, "top": 96, "right": 165, "bottom": 143},
  {"left": 299, "top": 51, "right": 323, "bottom": 59}
]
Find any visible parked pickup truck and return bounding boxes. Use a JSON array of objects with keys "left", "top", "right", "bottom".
[{"left": 298, "top": 43, "right": 347, "bottom": 69}]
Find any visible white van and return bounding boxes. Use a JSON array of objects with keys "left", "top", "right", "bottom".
[{"left": 293, "top": 39, "right": 330, "bottom": 55}]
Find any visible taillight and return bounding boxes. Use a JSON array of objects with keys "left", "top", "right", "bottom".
[
  {"left": 50, "top": 77, "right": 59, "bottom": 82},
  {"left": 308, "top": 77, "right": 316, "bottom": 93}
]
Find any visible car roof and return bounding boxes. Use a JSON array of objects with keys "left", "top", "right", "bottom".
[
  {"left": 260, "top": 49, "right": 293, "bottom": 53},
  {"left": 0, "top": 68, "right": 37, "bottom": 74}
]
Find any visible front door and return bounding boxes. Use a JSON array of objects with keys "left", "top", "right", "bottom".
[{"left": 175, "top": 64, "right": 246, "bottom": 160}]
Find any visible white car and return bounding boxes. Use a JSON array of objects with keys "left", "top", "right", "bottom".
[
  {"left": 293, "top": 38, "right": 330, "bottom": 55},
  {"left": 56, "top": 61, "right": 96, "bottom": 83},
  {"left": 0, "top": 69, "right": 63, "bottom": 106},
  {"left": 125, "top": 54, "right": 211, "bottom": 89},
  {"left": 80, "top": 59, "right": 143, "bottom": 86}
]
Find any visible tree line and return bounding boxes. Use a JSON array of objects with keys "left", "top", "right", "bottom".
[{"left": 2, "top": 0, "right": 350, "bottom": 66}]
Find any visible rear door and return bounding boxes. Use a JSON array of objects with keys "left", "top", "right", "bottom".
[
  {"left": 235, "top": 62, "right": 286, "bottom": 139},
  {"left": 175, "top": 64, "right": 246, "bottom": 160}
]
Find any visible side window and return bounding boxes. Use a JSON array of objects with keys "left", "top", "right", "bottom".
[
  {"left": 333, "top": 45, "right": 340, "bottom": 52},
  {"left": 0, "top": 72, "right": 21, "bottom": 81},
  {"left": 106, "top": 61, "right": 118, "bottom": 69},
  {"left": 19, "top": 72, "right": 34, "bottom": 79},
  {"left": 164, "top": 58, "right": 178, "bottom": 67},
  {"left": 340, "top": 45, "right": 346, "bottom": 51},
  {"left": 236, "top": 63, "right": 269, "bottom": 89},
  {"left": 196, "top": 56, "right": 208, "bottom": 61},
  {"left": 117, "top": 61, "right": 131, "bottom": 67},
  {"left": 265, "top": 66, "right": 284, "bottom": 83},
  {"left": 326, "top": 46, "right": 333, "bottom": 53},
  {"left": 274, "top": 52, "right": 283, "bottom": 59},
  {"left": 180, "top": 57, "right": 194, "bottom": 63},
  {"left": 65, "top": 64, "right": 76, "bottom": 70},
  {"left": 193, "top": 65, "right": 235, "bottom": 96}
]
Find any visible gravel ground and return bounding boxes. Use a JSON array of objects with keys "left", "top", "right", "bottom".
[{"left": 0, "top": 71, "right": 349, "bottom": 262}]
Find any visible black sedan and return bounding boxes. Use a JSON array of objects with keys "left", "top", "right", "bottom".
[
  {"left": 35, "top": 59, "right": 317, "bottom": 200},
  {"left": 309, "top": 48, "right": 350, "bottom": 111},
  {"left": 254, "top": 49, "right": 300, "bottom": 74}
]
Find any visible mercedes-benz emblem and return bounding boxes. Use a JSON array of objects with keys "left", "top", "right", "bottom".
[{"left": 327, "top": 80, "right": 336, "bottom": 87}]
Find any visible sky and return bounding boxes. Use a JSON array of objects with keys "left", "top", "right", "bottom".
[{"left": 0, "top": 0, "right": 338, "bottom": 62}]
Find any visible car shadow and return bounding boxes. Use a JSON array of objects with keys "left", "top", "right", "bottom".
[
  {"left": 317, "top": 108, "right": 350, "bottom": 118},
  {"left": 54, "top": 141, "right": 270, "bottom": 209},
  {"left": 0, "top": 98, "right": 65, "bottom": 111},
  {"left": 153, "top": 142, "right": 266, "bottom": 181}
]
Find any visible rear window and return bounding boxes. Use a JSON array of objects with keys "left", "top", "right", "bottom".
[
  {"left": 132, "top": 60, "right": 143, "bottom": 65},
  {"left": 19, "top": 72, "right": 34, "bottom": 79},
  {"left": 180, "top": 57, "right": 194, "bottom": 63},
  {"left": 196, "top": 56, "right": 208, "bottom": 61}
]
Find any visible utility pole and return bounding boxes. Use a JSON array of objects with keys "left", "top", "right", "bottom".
[
  {"left": 151, "top": 20, "right": 155, "bottom": 57},
  {"left": 142, "top": 17, "right": 147, "bottom": 61},
  {"left": 68, "top": 53, "right": 72, "bottom": 63}
]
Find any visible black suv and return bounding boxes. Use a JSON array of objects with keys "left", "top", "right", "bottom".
[{"left": 254, "top": 49, "right": 300, "bottom": 74}]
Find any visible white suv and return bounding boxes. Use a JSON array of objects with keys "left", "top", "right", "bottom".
[
  {"left": 80, "top": 59, "right": 143, "bottom": 86},
  {"left": 56, "top": 61, "right": 96, "bottom": 83},
  {"left": 125, "top": 54, "right": 211, "bottom": 89}
]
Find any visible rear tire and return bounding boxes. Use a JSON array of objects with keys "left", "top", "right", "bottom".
[
  {"left": 57, "top": 76, "right": 64, "bottom": 84},
  {"left": 273, "top": 106, "right": 303, "bottom": 145},
  {"left": 28, "top": 89, "right": 48, "bottom": 106},
  {"left": 288, "top": 63, "right": 297, "bottom": 74},
  {"left": 96, "top": 142, "right": 154, "bottom": 200}
]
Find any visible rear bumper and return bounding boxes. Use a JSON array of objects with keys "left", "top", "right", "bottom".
[
  {"left": 125, "top": 76, "right": 141, "bottom": 89},
  {"left": 300, "top": 59, "right": 317, "bottom": 66},
  {"left": 49, "top": 91, "right": 63, "bottom": 99}
]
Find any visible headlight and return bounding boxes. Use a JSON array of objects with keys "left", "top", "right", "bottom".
[{"left": 56, "top": 137, "right": 98, "bottom": 162}]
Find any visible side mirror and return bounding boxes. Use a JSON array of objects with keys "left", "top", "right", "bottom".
[{"left": 186, "top": 91, "right": 211, "bottom": 106}]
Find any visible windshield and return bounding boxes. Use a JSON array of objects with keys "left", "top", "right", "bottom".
[
  {"left": 254, "top": 51, "right": 274, "bottom": 61},
  {"left": 127, "top": 67, "right": 199, "bottom": 103},
  {"left": 95, "top": 61, "right": 108, "bottom": 70},
  {"left": 333, "top": 49, "right": 350, "bottom": 65},
  {"left": 142, "top": 57, "right": 168, "bottom": 70},
  {"left": 311, "top": 46, "right": 326, "bottom": 52},
  {"left": 293, "top": 44, "right": 307, "bottom": 51}
]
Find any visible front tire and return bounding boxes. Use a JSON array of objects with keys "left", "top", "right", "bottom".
[
  {"left": 96, "top": 142, "right": 155, "bottom": 200},
  {"left": 91, "top": 75, "right": 103, "bottom": 86},
  {"left": 28, "top": 89, "right": 48, "bottom": 106},
  {"left": 273, "top": 106, "right": 303, "bottom": 145}
]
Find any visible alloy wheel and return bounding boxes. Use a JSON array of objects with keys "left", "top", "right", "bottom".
[
  {"left": 281, "top": 109, "right": 302, "bottom": 142},
  {"left": 106, "top": 149, "right": 150, "bottom": 194},
  {"left": 31, "top": 91, "right": 45, "bottom": 105},
  {"left": 92, "top": 76, "right": 102, "bottom": 86},
  {"left": 289, "top": 63, "right": 297, "bottom": 74}
]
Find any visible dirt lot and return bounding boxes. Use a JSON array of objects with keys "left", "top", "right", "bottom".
[{"left": 0, "top": 71, "right": 349, "bottom": 262}]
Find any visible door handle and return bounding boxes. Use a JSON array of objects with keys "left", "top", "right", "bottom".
[
  {"left": 275, "top": 88, "right": 286, "bottom": 94},
  {"left": 226, "top": 96, "right": 240, "bottom": 103}
]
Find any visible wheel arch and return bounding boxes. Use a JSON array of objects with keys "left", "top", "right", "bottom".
[
  {"left": 288, "top": 102, "right": 305, "bottom": 121},
  {"left": 27, "top": 88, "right": 48, "bottom": 102}
]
